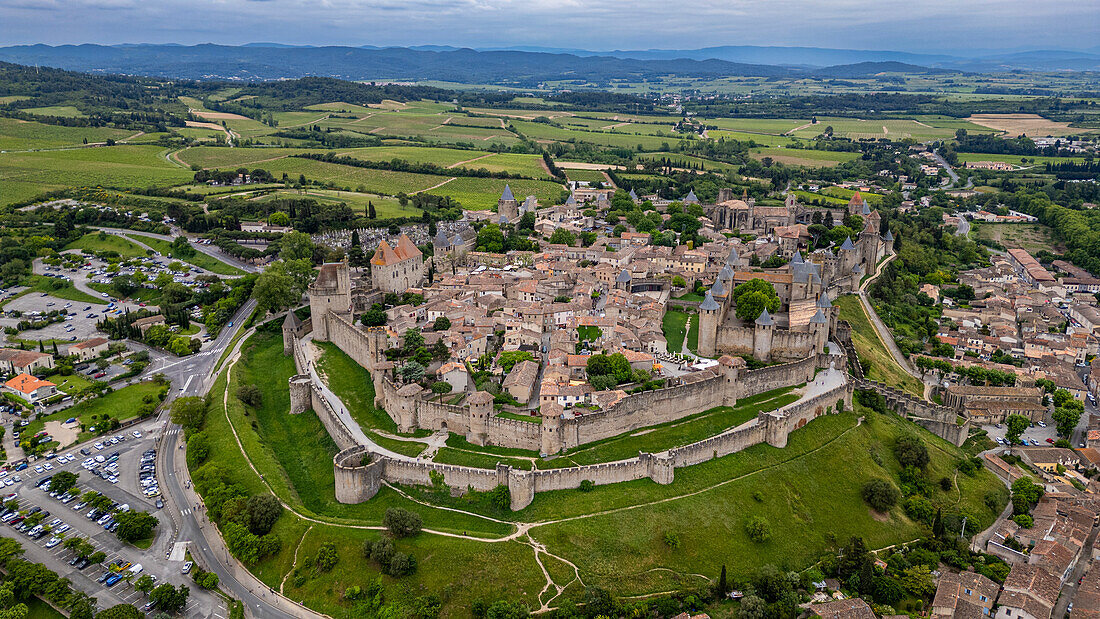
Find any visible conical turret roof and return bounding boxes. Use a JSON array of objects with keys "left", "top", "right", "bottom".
[
  {"left": 755, "top": 308, "right": 774, "bottom": 326},
  {"left": 700, "top": 291, "right": 720, "bottom": 311},
  {"left": 500, "top": 184, "right": 515, "bottom": 202}
]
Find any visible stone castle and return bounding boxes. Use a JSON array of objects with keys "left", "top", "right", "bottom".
[
  {"left": 369, "top": 233, "right": 424, "bottom": 294},
  {"left": 288, "top": 260, "right": 853, "bottom": 509},
  {"left": 697, "top": 191, "right": 894, "bottom": 361}
]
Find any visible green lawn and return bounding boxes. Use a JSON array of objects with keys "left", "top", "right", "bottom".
[
  {"left": 23, "top": 381, "right": 166, "bottom": 444},
  {"left": 365, "top": 431, "right": 427, "bottom": 457},
  {"left": 433, "top": 447, "right": 534, "bottom": 470},
  {"left": 51, "top": 373, "right": 94, "bottom": 395},
  {"left": 546, "top": 387, "right": 798, "bottom": 467},
  {"left": 5, "top": 275, "right": 101, "bottom": 306},
  {"left": 662, "top": 309, "right": 690, "bottom": 354},
  {"left": 528, "top": 405, "right": 1007, "bottom": 591},
  {"left": 126, "top": 235, "right": 245, "bottom": 276},
  {"left": 64, "top": 232, "right": 148, "bottom": 258},
  {"left": 835, "top": 295, "right": 923, "bottom": 396},
  {"left": 313, "top": 341, "right": 397, "bottom": 433}
]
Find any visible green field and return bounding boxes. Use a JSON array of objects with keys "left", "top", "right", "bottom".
[
  {"left": 0, "top": 117, "right": 133, "bottom": 151},
  {"left": 314, "top": 341, "right": 397, "bottom": 434},
  {"left": 255, "top": 157, "right": 445, "bottom": 196},
  {"left": 64, "top": 232, "right": 147, "bottom": 257},
  {"left": 23, "top": 381, "right": 165, "bottom": 444},
  {"left": 428, "top": 176, "right": 564, "bottom": 210},
  {"left": 564, "top": 168, "right": 608, "bottom": 183},
  {"left": 835, "top": 295, "right": 923, "bottom": 396},
  {"left": 20, "top": 105, "right": 86, "bottom": 118},
  {"left": 124, "top": 234, "right": 245, "bottom": 276},
  {"left": 0, "top": 145, "right": 192, "bottom": 207},
  {"left": 956, "top": 152, "right": 1088, "bottom": 167},
  {"left": 251, "top": 189, "right": 416, "bottom": 219},
  {"left": 751, "top": 147, "right": 860, "bottom": 167},
  {"left": 662, "top": 309, "right": 690, "bottom": 354}
]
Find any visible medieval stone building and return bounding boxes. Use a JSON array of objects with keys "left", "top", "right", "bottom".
[{"left": 370, "top": 233, "right": 424, "bottom": 293}]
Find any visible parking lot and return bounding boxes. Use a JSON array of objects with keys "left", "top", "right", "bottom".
[{"left": 0, "top": 417, "right": 225, "bottom": 618}]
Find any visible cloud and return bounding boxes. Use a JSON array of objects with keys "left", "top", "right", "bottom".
[{"left": 0, "top": 0, "right": 1094, "bottom": 52}]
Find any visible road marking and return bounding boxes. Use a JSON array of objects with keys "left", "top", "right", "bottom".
[{"left": 180, "top": 375, "right": 195, "bottom": 393}]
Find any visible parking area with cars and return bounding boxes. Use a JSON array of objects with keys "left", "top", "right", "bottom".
[{"left": 0, "top": 416, "right": 224, "bottom": 617}]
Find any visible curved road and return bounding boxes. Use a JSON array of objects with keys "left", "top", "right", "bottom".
[{"left": 92, "top": 227, "right": 259, "bottom": 275}]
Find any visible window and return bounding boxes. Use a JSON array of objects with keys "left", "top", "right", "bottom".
[
  {"left": 965, "top": 589, "right": 972, "bottom": 596},
  {"left": 980, "top": 596, "right": 987, "bottom": 602}
]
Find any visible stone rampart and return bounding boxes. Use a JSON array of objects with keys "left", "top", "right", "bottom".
[
  {"left": 332, "top": 370, "right": 852, "bottom": 510},
  {"left": 311, "top": 385, "right": 358, "bottom": 451},
  {"left": 486, "top": 416, "right": 542, "bottom": 451}
]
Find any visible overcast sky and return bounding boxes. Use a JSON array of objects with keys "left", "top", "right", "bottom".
[{"left": 0, "top": 0, "right": 1096, "bottom": 53}]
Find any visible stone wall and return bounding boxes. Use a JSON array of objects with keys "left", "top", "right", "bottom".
[
  {"left": 311, "top": 385, "right": 359, "bottom": 451},
  {"left": 716, "top": 325, "right": 820, "bottom": 362},
  {"left": 332, "top": 370, "right": 852, "bottom": 510},
  {"left": 486, "top": 416, "right": 542, "bottom": 451},
  {"left": 853, "top": 378, "right": 970, "bottom": 447}
]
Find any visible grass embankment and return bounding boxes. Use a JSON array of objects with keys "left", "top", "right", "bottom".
[
  {"left": 201, "top": 326, "right": 541, "bottom": 617},
  {"left": 8, "top": 275, "right": 101, "bottom": 305},
  {"left": 543, "top": 387, "right": 798, "bottom": 468},
  {"left": 126, "top": 234, "right": 245, "bottom": 276},
  {"left": 206, "top": 324, "right": 1007, "bottom": 611},
  {"left": 526, "top": 404, "right": 1007, "bottom": 592},
  {"left": 23, "top": 381, "right": 165, "bottom": 444},
  {"left": 64, "top": 232, "right": 147, "bottom": 258},
  {"left": 835, "top": 295, "right": 923, "bottom": 397}
]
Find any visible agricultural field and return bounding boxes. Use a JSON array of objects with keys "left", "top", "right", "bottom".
[
  {"left": 427, "top": 176, "right": 565, "bottom": 210},
  {"left": 788, "top": 118, "right": 964, "bottom": 141},
  {"left": 0, "top": 144, "right": 192, "bottom": 207},
  {"left": 636, "top": 152, "right": 740, "bottom": 173},
  {"left": 0, "top": 117, "right": 133, "bottom": 151},
  {"left": 956, "top": 152, "right": 1087, "bottom": 167},
  {"left": 510, "top": 120, "right": 680, "bottom": 151},
  {"left": 750, "top": 147, "right": 860, "bottom": 167},
  {"left": 255, "top": 157, "right": 446, "bottom": 196},
  {"left": 19, "top": 105, "right": 86, "bottom": 118},
  {"left": 703, "top": 117, "right": 808, "bottom": 134},
  {"left": 707, "top": 130, "right": 800, "bottom": 147},
  {"left": 564, "top": 168, "right": 609, "bottom": 183},
  {"left": 973, "top": 222, "right": 1063, "bottom": 254},
  {"left": 252, "top": 189, "right": 416, "bottom": 219},
  {"left": 967, "top": 113, "right": 1094, "bottom": 137}
]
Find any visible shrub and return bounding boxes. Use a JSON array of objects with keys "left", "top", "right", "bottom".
[
  {"left": 578, "top": 480, "right": 594, "bottom": 492},
  {"left": 663, "top": 532, "right": 681, "bottom": 549},
  {"left": 895, "top": 435, "right": 929, "bottom": 470},
  {"left": 745, "top": 516, "right": 771, "bottom": 542},
  {"left": 1012, "top": 514, "right": 1033, "bottom": 528},
  {"left": 315, "top": 542, "right": 338, "bottom": 573},
  {"left": 430, "top": 381, "right": 452, "bottom": 394},
  {"left": 862, "top": 479, "right": 900, "bottom": 512},
  {"left": 236, "top": 384, "right": 262, "bottom": 407},
  {"left": 383, "top": 508, "right": 423, "bottom": 538}
]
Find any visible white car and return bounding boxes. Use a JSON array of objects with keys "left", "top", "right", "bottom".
[
  {"left": 42, "top": 463, "right": 52, "bottom": 471},
  {"left": 44, "top": 537, "right": 61, "bottom": 548},
  {"left": 33, "top": 466, "right": 43, "bottom": 474},
  {"left": 132, "top": 431, "right": 142, "bottom": 438},
  {"left": 93, "top": 455, "right": 105, "bottom": 463},
  {"left": 93, "top": 442, "right": 104, "bottom": 450}
]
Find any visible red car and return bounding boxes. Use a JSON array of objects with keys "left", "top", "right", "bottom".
[
  {"left": 1046, "top": 438, "right": 1055, "bottom": 444},
  {"left": 93, "top": 372, "right": 106, "bottom": 379}
]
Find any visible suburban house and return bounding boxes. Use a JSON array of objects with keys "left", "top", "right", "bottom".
[
  {"left": 66, "top": 337, "right": 109, "bottom": 362},
  {"left": 808, "top": 598, "right": 877, "bottom": 619},
  {"left": 3, "top": 373, "right": 58, "bottom": 403},
  {"left": 994, "top": 564, "right": 1061, "bottom": 619},
  {"left": 0, "top": 348, "right": 54, "bottom": 375},
  {"left": 932, "top": 570, "right": 999, "bottom": 618}
]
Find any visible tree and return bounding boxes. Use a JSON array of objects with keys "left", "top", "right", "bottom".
[
  {"left": 894, "top": 435, "right": 929, "bottom": 470},
  {"left": 862, "top": 478, "right": 900, "bottom": 512},
  {"left": 403, "top": 328, "right": 425, "bottom": 354},
  {"left": 475, "top": 224, "right": 505, "bottom": 253},
  {"left": 383, "top": 508, "right": 422, "bottom": 538},
  {"left": 360, "top": 308, "right": 386, "bottom": 327},
  {"left": 246, "top": 494, "right": 283, "bottom": 536},
  {"left": 115, "top": 511, "right": 158, "bottom": 544},
  {"left": 738, "top": 595, "right": 766, "bottom": 619},
  {"left": 169, "top": 396, "right": 206, "bottom": 430},
  {"left": 900, "top": 565, "right": 936, "bottom": 598},
  {"left": 548, "top": 229, "right": 576, "bottom": 246},
  {"left": 94, "top": 605, "right": 143, "bottom": 619},
  {"left": 1011, "top": 477, "right": 1044, "bottom": 515},
  {"left": 47, "top": 471, "right": 78, "bottom": 494},
  {"left": 315, "top": 542, "right": 339, "bottom": 572},
  {"left": 498, "top": 351, "right": 534, "bottom": 374},
  {"left": 148, "top": 584, "right": 189, "bottom": 614},
  {"left": 717, "top": 564, "right": 728, "bottom": 596},
  {"left": 731, "top": 278, "right": 780, "bottom": 322},
  {"left": 279, "top": 232, "right": 314, "bottom": 262},
  {"left": 134, "top": 575, "right": 156, "bottom": 595},
  {"left": 236, "top": 384, "right": 262, "bottom": 408},
  {"left": 1052, "top": 399, "right": 1083, "bottom": 438},
  {"left": 268, "top": 211, "right": 291, "bottom": 226},
  {"left": 432, "top": 316, "right": 451, "bottom": 331},
  {"left": 253, "top": 259, "right": 313, "bottom": 314},
  {"left": 745, "top": 515, "right": 771, "bottom": 542},
  {"left": 1005, "top": 414, "right": 1029, "bottom": 444},
  {"left": 399, "top": 361, "right": 425, "bottom": 383}
]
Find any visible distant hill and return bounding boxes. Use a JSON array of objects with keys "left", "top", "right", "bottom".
[
  {"left": 812, "top": 61, "right": 955, "bottom": 78},
  {"left": 0, "top": 44, "right": 794, "bottom": 84}
]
